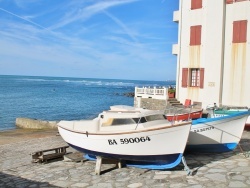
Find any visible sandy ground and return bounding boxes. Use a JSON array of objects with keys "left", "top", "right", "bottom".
[{"left": 0, "top": 128, "right": 58, "bottom": 145}]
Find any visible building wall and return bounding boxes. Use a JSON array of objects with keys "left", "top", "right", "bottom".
[
  {"left": 222, "top": 1, "right": 250, "bottom": 107},
  {"left": 175, "top": 0, "right": 250, "bottom": 108}
]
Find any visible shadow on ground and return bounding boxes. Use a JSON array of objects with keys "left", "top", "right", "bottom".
[
  {"left": 0, "top": 172, "right": 58, "bottom": 187},
  {"left": 175, "top": 137, "right": 250, "bottom": 175}
]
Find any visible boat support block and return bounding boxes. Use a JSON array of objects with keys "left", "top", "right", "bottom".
[
  {"left": 94, "top": 156, "right": 123, "bottom": 175},
  {"left": 95, "top": 156, "right": 102, "bottom": 175},
  {"left": 182, "top": 156, "right": 192, "bottom": 176}
]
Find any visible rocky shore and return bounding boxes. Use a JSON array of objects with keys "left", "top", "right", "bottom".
[
  {"left": 16, "top": 118, "right": 58, "bottom": 129},
  {"left": 0, "top": 129, "right": 250, "bottom": 187}
]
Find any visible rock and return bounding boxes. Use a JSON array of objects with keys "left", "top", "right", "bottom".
[
  {"left": 123, "top": 92, "right": 135, "bottom": 97},
  {"left": 16, "top": 118, "right": 58, "bottom": 129}
]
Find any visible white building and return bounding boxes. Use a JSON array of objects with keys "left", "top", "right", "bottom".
[{"left": 173, "top": 0, "right": 250, "bottom": 109}]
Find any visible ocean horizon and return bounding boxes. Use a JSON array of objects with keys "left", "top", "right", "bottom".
[{"left": 0, "top": 75, "right": 175, "bottom": 131}]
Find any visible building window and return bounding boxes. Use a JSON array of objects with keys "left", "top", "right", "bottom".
[
  {"left": 182, "top": 68, "right": 204, "bottom": 88},
  {"left": 190, "top": 25, "right": 202, "bottom": 46},
  {"left": 191, "top": 69, "right": 200, "bottom": 87},
  {"left": 191, "top": 0, "right": 202, "bottom": 10},
  {"left": 233, "top": 20, "right": 247, "bottom": 43}
]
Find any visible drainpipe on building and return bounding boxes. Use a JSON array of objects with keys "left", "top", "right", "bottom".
[
  {"left": 219, "top": 1, "right": 226, "bottom": 107},
  {"left": 176, "top": 0, "right": 183, "bottom": 100}
]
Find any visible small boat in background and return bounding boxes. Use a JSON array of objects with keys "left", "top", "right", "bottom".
[
  {"left": 58, "top": 105, "right": 191, "bottom": 169},
  {"left": 165, "top": 107, "right": 203, "bottom": 121},
  {"left": 186, "top": 111, "right": 250, "bottom": 153},
  {"left": 165, "top": 99, "right": 203, "bottom": 121},
  {"left": 206, "top": 104, "right": 250, "bottom": 131}
]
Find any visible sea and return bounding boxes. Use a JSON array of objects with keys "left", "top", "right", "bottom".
[{"left": 0, "top": 75, "right": 175, "bottom": 131}]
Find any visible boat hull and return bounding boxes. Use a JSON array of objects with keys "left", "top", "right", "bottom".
[
  {"left": 58, "top": 123, "right": 191, "bottom": 169},
  {"left": 245, "top": 116, "right": 250, "bottom": 131},
  {"left": 84, "top": 153, "right": 183, "bottom": 170},
  {"left": 212, "top": 109, "right": 250, "bottom": 131},
  {"left": 186, "top": 111, "right": 249, "bottom": 152}
]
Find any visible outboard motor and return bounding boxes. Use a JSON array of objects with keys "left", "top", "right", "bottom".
[{"left": 206, "top": 103, "right": 218, "bottom": 118}]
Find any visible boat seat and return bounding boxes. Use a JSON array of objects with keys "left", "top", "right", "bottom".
[
  {"left": 193, "top": 101, "right": 202, "bottom": 109},
  {"left": 184, "top": 99, "right": 191, "bottom": 107},
  {"left": 102, "top": 118, "right": 113, "bottom": 126}
]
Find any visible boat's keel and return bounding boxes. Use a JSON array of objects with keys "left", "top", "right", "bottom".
[{"left": 186, "top": 143, "right": 238, "bottom": 153}]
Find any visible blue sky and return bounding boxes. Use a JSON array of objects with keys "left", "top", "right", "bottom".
[{"left": 0, "top": 0, "right": 179, "bottom": 81}]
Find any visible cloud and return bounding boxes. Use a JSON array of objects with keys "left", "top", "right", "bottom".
[
  {"left": 13, "top": 0, "right": 39, "bottom": 8},
  {"left": 0, "top": 7, "right": 47, "bottom": 30},
  {"left": 0, "top": 0, "right": 178, "bottom": 80},
  {"left": 50, "top": 0, "right": 139, "bottom": 30},
  {"left": 103, "top": 10, "right": 138, "bottom": 42}
]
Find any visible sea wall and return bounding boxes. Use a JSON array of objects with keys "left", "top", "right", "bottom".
[{"left": 16, "top": 118, "right": 58, "bottom": 129}]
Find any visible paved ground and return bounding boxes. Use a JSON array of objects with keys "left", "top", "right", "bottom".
[{"left": 0, "top": 129, "right": 250, "bottom": 188}]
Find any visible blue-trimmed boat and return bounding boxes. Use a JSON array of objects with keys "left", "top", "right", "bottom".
[
  {"left": 186, "top": 111, "right": 250, "bottom": 152},
  {"left": 208, "top": 105, "right": 250, "bottom": 131}
]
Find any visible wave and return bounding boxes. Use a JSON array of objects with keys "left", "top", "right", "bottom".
[
  {"left": 17, "top": 77, "right": 136, "bottom": 87},
  {"left": 14, "top": 76, "right": 173, "bottom": 88}
]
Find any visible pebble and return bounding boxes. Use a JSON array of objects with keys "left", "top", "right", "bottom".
[{"left": 0, "top": 131, "right": 250, "bottom": 187}]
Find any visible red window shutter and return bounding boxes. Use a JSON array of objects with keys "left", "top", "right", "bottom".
[
  {"left": 191, "top": 0, "right": 202, "bottom": 10},
  {"left": 233, "top": 21, "right": 240, "bottom": 43},
  {"left": 190, "top": 26, "right": 196, "bottom": 45},
  {"left": 240, "top": 20, "right": 247, "bottom": 42},
  {"left": 182, "top": 68, "right": 188, "bottom": 88},
  {"left": 190, "top": 25, "right": 202, "bottom": 46},
  {"left": 233, "top": 20, "right": 247, "bottom": 43},
  {"left": 196, "top": 25, "right": 202, "bottom": 45},
  {"left": 227, "top": 0, "right": 248, "bottom": 4},
  {"left": 226, "top": 0, "right": 234, "bottom": 4},
  {"left": 200, "top": 68, "right": 204, "bottom": 89}
]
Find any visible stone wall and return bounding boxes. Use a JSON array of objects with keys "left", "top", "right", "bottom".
[
  {"left": 134, "top": 97, "right": 167, "bottom": 110},
  {"left": 16, "top": 118, "right": 58, "bottom": 129}
]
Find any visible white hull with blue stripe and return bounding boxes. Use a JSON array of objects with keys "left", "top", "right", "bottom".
[
  {"left": 58, "top": 105, "right": 191, "bottom": 169},
  {"left": 186, "top": 111, "right": 250, "bottom": 152}
]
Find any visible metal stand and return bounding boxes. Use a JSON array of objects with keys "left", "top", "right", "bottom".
[{"left": 182, "top": 156, "right": 192, "bottom": 176}]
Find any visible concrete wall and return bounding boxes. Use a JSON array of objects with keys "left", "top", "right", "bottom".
[
  {"left": 175, "top": 0, "right": 250, "bottom": 109},
  {"left": 176, "top": 0, "right": 225, "bottom": 108},
  {"left": 222, "top": 1, "right": 250, "bottom": 107},
  {"left": 16, "top": 118, "right": 58, "bottom": 129},
  {"left": 134, "top": 97, "right": 167, "bottom": 110}
]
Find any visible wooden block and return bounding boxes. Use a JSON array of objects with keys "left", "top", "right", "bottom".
[
  {"left": 31, "top": 146, "right": 69, "bottom": 163},
  {"left": 118, "top": 161, "right": 122, "bottom": 169},
  {"left": 95, "top": 156, "right": 102, "bottom": 175}
]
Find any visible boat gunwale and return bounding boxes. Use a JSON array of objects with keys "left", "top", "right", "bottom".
[
  {"left": 192, "top": 111, "right": 250, "bottom": 125},
  {"left": 58, "top": 121, "right": 191, "bottom": 136},
  {"left": 165, "top": 108, "right": 203, "bottom": 116}
]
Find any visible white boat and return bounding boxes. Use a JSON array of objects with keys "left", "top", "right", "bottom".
[
  {"left": 209, "top": 105, "right": 250, "bottom": 131},
  {"left": 206, "top": 104, "right": 250, "bottom": 130},
  {"left": 58, "top": 105, "right": 191, "bottom": 169},
  {"left": 186, "top": 111, "right": 250, "bottom": 152}
]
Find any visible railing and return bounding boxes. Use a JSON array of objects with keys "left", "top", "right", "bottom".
[{"left": 134, "top": 87, "right": 168, "bottom": 100}]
